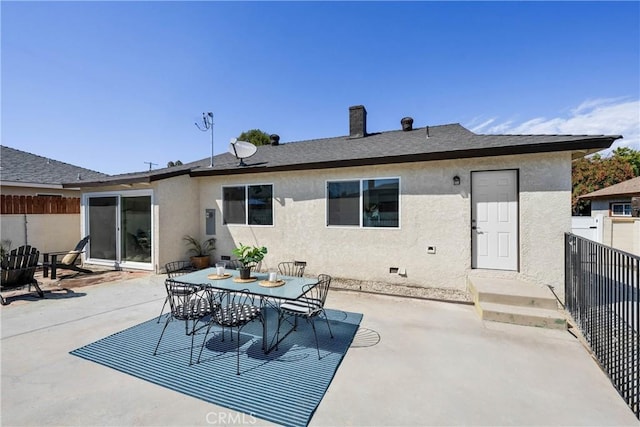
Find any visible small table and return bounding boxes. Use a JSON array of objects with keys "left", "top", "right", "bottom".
[{"left": 175, "top": 267, "right": 317, "bottom": 353}]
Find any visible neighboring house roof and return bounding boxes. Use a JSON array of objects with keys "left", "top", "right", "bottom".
[
  {"left": 0, "top": 145, "right": 109, "bottom": 188},
  {"left": 579, "top": 176, "right": 640, "bottom": 199},
  {"left": 62, "top": 118, "right": 622, "bottom": 188}
]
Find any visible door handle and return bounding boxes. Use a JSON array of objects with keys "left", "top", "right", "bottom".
[{"left": 471, "top": 226, "right": 477, "bottom": 230}]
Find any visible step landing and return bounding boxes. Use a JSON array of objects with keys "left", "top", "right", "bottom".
[{"left": 468, "top": 277, "right": 567, "bottom": 330}]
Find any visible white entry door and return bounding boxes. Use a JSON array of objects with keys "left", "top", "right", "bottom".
[{"left": 471, "top": 170, "right": 518, "bottom": 270}]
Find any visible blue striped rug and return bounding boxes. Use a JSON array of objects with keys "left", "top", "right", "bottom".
[{"left": 70, "top": 308, "right": 362, "bottom": 427}]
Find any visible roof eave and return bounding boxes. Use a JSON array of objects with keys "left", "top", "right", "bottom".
[
  {"left": 579, "top": 191, "right": 640, "bottom": 200},
  {"left": 190, "top": 138, "right": 620, "bottom": 177},
  {"left": 60, "top": 168, "right": 192, "bottom": 188}
]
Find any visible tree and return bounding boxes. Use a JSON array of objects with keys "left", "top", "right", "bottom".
[
  {"left": 237, "top": 129, "right": 270, "bottom": 146},
  {"left": 612, "top": 147, "right": 640, "bottom": 175},
  {"left": 572, "top": 152, "right": 636, "bottom": 214}
]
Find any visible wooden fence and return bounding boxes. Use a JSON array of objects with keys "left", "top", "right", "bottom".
[{"left": 0, "top": 195, "right": 80, "bottom": 214}]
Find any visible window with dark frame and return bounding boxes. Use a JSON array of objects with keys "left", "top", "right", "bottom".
[
  {"left": 223, "top": 184, "right": 273, "bottom": 225},
  {"left": 327, "top": 178, "right": 400, "bottom": 228}
]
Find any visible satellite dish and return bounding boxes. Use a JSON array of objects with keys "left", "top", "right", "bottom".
[{"left": 228, "top": 138, "right": 257, "bottom": 166}]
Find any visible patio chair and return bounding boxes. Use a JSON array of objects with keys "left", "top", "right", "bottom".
[
  {"left": 199, "top": 288, "right": 263, "bottom": 375},
  {"left": 156, "top": 261, "right": 197, "bottom": 322},
  {"left": 276, "top": 274, "right": 334, "bottom": 359},
  {"left": 153, "top": 279, "right": 213, "bottom": 366},
  {"left": 42, "top": 236, "right": 92, "bottom": 280},
  {"left": 1, "top": 245, "right": 43, "bottom": 305},
  {"left": 278, "top": 261, "right": 307, "bottom": 277}
]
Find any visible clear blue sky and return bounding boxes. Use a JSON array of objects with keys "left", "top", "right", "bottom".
[{"left": 2, "top": 1, "right": 639, "bottom": 175}]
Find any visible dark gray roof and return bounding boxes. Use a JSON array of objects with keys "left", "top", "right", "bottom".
[
  {"left": 64, "top": 123, "right": 622, "bottom": 187},
  {"left": 0, "top": 145, "right": 109, "bottom": 186}
]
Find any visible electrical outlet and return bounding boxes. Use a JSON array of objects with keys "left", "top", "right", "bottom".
[{"left": 427, "top": 246, "right": 436, "bottom": 254}]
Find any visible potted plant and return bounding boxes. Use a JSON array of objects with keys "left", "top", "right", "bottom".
[
  {"left": 183, "top": 235, "right": 216, "bottom": 270},
  {"left": 231, "top": 243, "right": 268, "bottom": 279}
]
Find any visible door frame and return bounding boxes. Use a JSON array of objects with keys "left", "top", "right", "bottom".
[
  {"left": 470, "top": 169, "right": 520, "bottom": 271},
  {"left": 81, "top": 189, "right": 155, "bottom": 271}
]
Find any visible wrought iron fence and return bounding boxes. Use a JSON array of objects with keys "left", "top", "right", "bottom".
[{"left": 565, "top": 233, "right": 639, "bottom": 419}]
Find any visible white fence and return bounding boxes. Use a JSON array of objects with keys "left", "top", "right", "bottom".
[
  {"left": 572, "top": 214, "right": 640, "bottom": 256},
  {"left": 571, "top": 214, "right": 603, "bottom": 243}
]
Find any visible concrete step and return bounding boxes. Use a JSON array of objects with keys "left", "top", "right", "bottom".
[
  {"left": 468, "top": 277, "right": 559, "bottom": 310},
  {"left": 468, "top": 277, "right": 567, "bottom": 330},
  {"left": 476, "top": 302, "right": 567, "bottom": 330}
]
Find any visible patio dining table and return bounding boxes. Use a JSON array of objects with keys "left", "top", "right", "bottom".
[{"left": 174, "top": 267, "right": 318, "bottom": 354}]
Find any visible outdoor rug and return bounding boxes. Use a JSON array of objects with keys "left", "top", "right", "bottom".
[{"left": 70, "top": 308, "right": 363, "bottom": 427}]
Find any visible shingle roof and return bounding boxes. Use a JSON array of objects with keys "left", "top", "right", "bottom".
[
  {"left": 579, "top": 176, "right": 640, "bottom": 199},
  {"left": 0, "top": 145, "right": 109, "bottom": 186},
  {"left": 62, "top": 123, "right": 622, "bottom": 188}
]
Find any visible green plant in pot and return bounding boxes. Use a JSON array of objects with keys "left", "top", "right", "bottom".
[
  {"left": 232, "top": 243, "right": 268, "bottom": 279},
  {"left": 183, "top": 235, "right": 216, "bottom": 270}
]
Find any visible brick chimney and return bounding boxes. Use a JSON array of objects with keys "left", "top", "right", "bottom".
[{"left": 349, "top": 105, "right": 367, "bottom": 138}]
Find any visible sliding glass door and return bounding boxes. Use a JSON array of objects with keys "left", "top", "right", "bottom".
[
  {"left": 85, "top": 191, "right": 153, "bottom": 268},
  {"left": 88, "top": 196, "right": 118, "bottom": 260}
]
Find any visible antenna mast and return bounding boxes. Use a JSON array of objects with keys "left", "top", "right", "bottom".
[
  {"left": 195, "top": 112, "right": 214, "bottom": 167},
  {"left": 144, "top": 161, "right": 158, "bottom": 171}
]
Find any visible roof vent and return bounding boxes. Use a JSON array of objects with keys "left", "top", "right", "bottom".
[
  {"left": 270, "top": 134, "right": 280, "bottom": 146},
  {"left": 401, "top": 117, "right": 414, "bottom": 131},
  {"left": 349, "top": 105, "right": 367, "bottom": 138}
]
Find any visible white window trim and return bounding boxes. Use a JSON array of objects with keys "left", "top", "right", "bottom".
[
  {"left": 222, "top": 183, "right": 275, "bottom": 227},
  {"left": 611, "top": 202, "right": 632, "bottom": 217},
  {"left": 325, "top": 176, "right": 401, "bottom": 229},
  {"left": 82, "top": 189, "right": 155, "bottom": 270}
]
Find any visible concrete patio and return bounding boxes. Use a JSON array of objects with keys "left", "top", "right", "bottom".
[{"left": 1, "top": 273, "right": 638, "bottom": 426}]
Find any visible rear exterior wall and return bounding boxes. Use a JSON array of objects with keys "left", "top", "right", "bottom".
[{"left": 195, "top": 152, "right": 572, "bottom": 292}]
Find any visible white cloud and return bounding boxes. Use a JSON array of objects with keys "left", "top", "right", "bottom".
[{"left": 469, "top": 98, "right": 640, "bottom": 153}]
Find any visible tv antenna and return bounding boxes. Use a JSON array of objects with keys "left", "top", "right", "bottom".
[
  {"left": 144, "top": 161, "right": 158, "bottom": 171},
  {"left": 195, "top": 112, "right": 214, "bottom": 167},
  {"left": 228, "top": 138, "right": 257, "bottom": 166}
]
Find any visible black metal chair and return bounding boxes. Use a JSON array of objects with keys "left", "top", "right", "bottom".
[
  {"left": 153, "top": 279, "right": 213, "bottom": 366},
  {"left": 277, "top": 261, "right": 307, "bottom": 277},
  {"left": 276, "top": 274, "right": 334, "bottom": 359},
  {"left": 199, "top": 288, "right": 263, "bottom": 375},
  {"left": 157, "top": 261, "right": 196, "bottom": 322}
]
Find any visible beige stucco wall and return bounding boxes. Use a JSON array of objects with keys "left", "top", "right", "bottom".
[
  {"left": 195, "top": 151, "right": 572, "bottom": 292},
  {"left": 155, "top": 175, "right": 200, "bottom": 270},
  {"left": 1, "top": 184, "right": 82, "bottom": 255},
  {"left": 79, "top": 176, "right": 201, "bottom": 272},
  {"left": 0, "top": 213, "right": 81, "bottom": 255}
]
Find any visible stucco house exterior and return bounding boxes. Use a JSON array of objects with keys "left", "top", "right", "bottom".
[
  {"left": 579, "top": 176, "right": 640, "bottom": 255},
  {"left": 0, "top": 145, "right": 108, "bottom": 253},
  {"left": 65, "top": 105, "right": 621, "bottom": 294}
]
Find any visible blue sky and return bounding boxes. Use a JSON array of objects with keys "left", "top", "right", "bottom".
[{"left": 2, "top": 1, "right": 639, "bottom": 175}]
